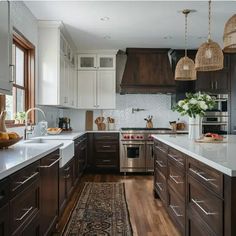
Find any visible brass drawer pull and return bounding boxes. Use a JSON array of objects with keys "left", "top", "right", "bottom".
[
  {"left": 15, "top": 206, "right": 33, "bottom": 221},
  {"left": 156, "top": 160, "right": 166, "bottom": 168},
  {"left": 155, "top": 146, "right": 166, "bottom": 153},
  {"left": 168, "top": 154, "right": 184, "bottom": 166},
  {"left": 189, "top": 168, "right": 215, "bottom": 182},
  {"left": 13, "top": 172, "right": 39, "bottom": 192},
  {"left": 169, "top": 175, "right": 184, "bottom": 184},
  {"left": 40, "top": 157, "right": 62, "bottom": 168},
  {"left": 64, "top": 166, "right": 70, "bottom": 172},
  {"left": 103, "top": 145, "right": 111, "bottom": 148},
  {"left": 191, "top": 199, "right": 216, "bottom": 215},
  {"left": 156, "top": 182, "right": 163, "bottom": 191},
  {"left": 170, "top": 205, "right": 183, "bottom": 217}
]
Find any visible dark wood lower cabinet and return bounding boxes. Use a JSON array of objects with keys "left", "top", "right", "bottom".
[
  {"left": 40, "top": 150, "right": 60, "bottom": 236},
  {"left": 153, "top": 139, "right": 236, "bottom": 236},
  {"left": 0, "top": 204, "right": 9, "bottom": 236},
  {"left": 89, "top": 133, "right": 119, "bottom": 171}
]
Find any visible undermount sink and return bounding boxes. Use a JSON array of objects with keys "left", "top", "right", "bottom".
[
  {"left": 24, "top": 138, "right": 58, "bottom": 144},
  {"left": 25, "top": 138, "right": 74, "bottom": 167}
]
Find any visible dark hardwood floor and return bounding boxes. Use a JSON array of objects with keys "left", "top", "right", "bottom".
[{"left": 55, "top": 173, "right": 180, "bottom": 236}]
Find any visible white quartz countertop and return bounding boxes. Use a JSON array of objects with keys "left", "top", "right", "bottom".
[
  {"left": 39, "top": 131, "right": 86, "bottom": 140},
  {"left": 152, "top": 134, "right": 236, "bottom": 176},
  {"left": 0, "top": 140, "right": 63, "bottom": 180}
]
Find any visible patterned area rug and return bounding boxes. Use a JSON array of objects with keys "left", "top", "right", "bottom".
[{"left": 64, "top": 182, "right": 133, "bottom": 236}]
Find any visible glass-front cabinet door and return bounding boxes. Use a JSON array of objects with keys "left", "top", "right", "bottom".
[
  {"left": 97, "top": 55, "right": 115, "bottom": 70},
  {"left": 78, "top": 54, "right": 97, "bottom": 70}
]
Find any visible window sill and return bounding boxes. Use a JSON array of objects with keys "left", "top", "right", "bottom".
[{"left": 5, "top": 120, "right": 25, "bottom": 128}]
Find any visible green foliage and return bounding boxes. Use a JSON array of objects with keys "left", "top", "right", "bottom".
[
  {"left": 15, "top": 111, "right": 26, "bottom": 121},
  {"left": 173, "top": 92, "right": 216, "bottom": 118}
]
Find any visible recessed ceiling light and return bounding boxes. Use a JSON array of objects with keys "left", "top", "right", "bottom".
[
  {"left": 163, "top": 36, "right": 173, "bottom": 40},
  {"left": 103, "top": 35, "right": 111, "bottom": 40},
  {"left": 197, "top": 36, "right": 207, "bottom": 40},
  {"left": 100, "top": 16, "right": 110, "bottom": 21}
]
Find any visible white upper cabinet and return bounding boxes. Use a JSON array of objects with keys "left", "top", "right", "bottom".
[
  {"left": 97, "top": 71, "right": 116, "bottom": 109},
  {"left": 77, "top": 71, "right": 97, "bottom": 109},
  {"left": 78, "top": 54, "right": 97, "bottom": 70},
  {"left": 0, "top": 1, "right": 13, "bottom": 95},
  {"left": 97, "top": 55, "right": 116, "bottom": 70},
  {"left": 38, "top": 21, "right": 77, "bottom": 108},
  {"left": 77, "top": 52, "right": 116, "bottom": 109},
  {"left": 78, "top": 54, "right": 116, "bottom": 70}
]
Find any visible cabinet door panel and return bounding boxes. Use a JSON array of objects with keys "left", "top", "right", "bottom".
[
  {"left": 60, "top": 56, "right": 66, "bottom": 105},
  {"left": 0, "top": 1, "right": 12, "bottom": 94},
  {"left": 78, "top": 54, "right": 96, "bottom": 70},
  {"left": 77, "top": 71, "right": 96, "bottom": 109},
  {"left": 0, "top": 204, "right": 9, "bottom": 236},
  {"left": 97, "top": 55, "right": 116, "bottom": 70},
  {"left": 97, "top": 71, "right": 116, "bottom": 109}
]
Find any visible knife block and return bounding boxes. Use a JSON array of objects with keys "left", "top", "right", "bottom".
[{"left": 146, "top": 121, "right": 153, "bottom": 128}]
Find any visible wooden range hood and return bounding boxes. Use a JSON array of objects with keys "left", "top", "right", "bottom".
[{"left": 120, "top": 48, "right": 175, "bottom": 94}]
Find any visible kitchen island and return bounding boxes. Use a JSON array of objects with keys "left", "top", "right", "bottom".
[{"left": 152, "top": 134, "right": 236, "bottom": 236}]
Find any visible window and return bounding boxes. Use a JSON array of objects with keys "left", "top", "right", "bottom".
[{"left": 0, "top": 29, "right": 35, "bottom": 126}]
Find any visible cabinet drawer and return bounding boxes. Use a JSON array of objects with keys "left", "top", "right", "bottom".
[
  {"left": 168, "top": 147, "right": 185, "bottom": 169},
  {"left": 10, "top": 179, "right": 40, "bottom": 235},
  {"left": 95, "top": 141, "right": 118, "bottom": 152},
  {"left": 94, "top": 133, "right": 119, "bottom": 141},
  {"left": 187, "top": 175, "right": 223, "bottom": 235},
  {"left": 9, "top": 161, "right": 40, "bottom": 198},
  {"left": 187, "top": 208, "right": 216, "bottom": 236},
  {"left": 154, "top": 147, "right": 167, "bottom": 177},
  {"left": 154, "top": 168, "right": 167, "bottom": 204},
  {"left": 95, "top": 158, "right": 118, "bottom": 168},
  {"left": 0, "top": 178, "right": 9, "bottom": 208},
  {"left": 168, "top": 161, "right": 185, "bottom": 200},
  {"left": 187, "top": 157, "right": 223, "bottom": 197},
  {"left": 154, "top": 140, "right": 168, "bottom": 154},
  {"left": 168, "top": 187, "right": 185, "bottom": 233}
]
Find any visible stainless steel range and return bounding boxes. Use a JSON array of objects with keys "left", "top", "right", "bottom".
[{"left": 120, "top": 128, "right": 172, "bottom": 173}]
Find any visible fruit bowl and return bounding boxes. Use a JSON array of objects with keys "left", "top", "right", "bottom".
[
  {"left": 47, "top": 128, "right": 62, "bottom": 135},
  {"left": 0, "top": 137, "right": 23, "bottom": 149}
]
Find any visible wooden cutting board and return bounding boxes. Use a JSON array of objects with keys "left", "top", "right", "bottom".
[
  {"left": 85, "top": 111, "right": 93, "bottom": 131},
  {"left": 195, "top": 139, "right": 226, "bottom": 143}
]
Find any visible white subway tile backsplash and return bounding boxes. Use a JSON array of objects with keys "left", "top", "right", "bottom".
[{"left": 65, "top": 94, "right": 187, "bottom": 131}]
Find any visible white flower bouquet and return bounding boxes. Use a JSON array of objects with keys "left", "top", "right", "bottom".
[{"left": 173, "top": 92, "right": 216, "bottom": 118}]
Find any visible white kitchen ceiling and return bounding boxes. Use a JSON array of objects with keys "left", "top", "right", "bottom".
[{"left": 24, "top": 1, "right": 236, "bottom": 50}]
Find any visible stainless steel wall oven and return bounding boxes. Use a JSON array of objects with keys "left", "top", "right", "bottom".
[{"left": 202, "top": 94, "right": 229, "bottom": 134}]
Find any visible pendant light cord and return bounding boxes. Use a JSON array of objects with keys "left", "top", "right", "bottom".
[
  {"left": 208, "top": 0, "right": 211, "bottom": 42},
  {"left": 185, "top": 11, "right": 188, "bottom": 57}
]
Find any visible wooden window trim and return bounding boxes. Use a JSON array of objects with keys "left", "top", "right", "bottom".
[{"left": 0, "top": 29, "right": 35, "bottom": 127}]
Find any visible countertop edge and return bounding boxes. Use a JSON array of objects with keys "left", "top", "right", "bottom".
[
  {"left": 0, "top": 143, "right": 62, "bottom": 180},
  {"left": 152, "top": 135, "right": 234, "bottom": 177}
]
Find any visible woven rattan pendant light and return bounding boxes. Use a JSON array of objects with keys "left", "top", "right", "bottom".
[
  {"left": 195, "top": 0, "right": 224, "bottom": 71},
  {"left": 223, "top": 14, "right": 236, "bottom": 53},
  {"left": 175, "top": 9, "right": 196, "bottom": 81}
]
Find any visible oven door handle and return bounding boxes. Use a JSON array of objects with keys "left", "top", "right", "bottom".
[
  {"left": 202, "top": 122, "right": 227, "bottom": 125},
  {"left": 122, "top": 142, "right": 145, "bottom": 145}
]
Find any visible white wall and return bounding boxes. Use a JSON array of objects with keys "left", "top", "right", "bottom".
[
  {"left": 64, "top": 94, "right": 187, "bottom": 131},
  {"left": 10, "top": 2, "right": 63, "bottom": 128}
]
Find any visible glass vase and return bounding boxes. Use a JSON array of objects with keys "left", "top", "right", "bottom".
[{"left": 188, "top": 116, "right": 202, "bottom": 140}]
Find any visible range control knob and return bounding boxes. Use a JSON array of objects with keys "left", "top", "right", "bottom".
[
  {"left": 140, "top": 136, "right": 143, "bottom": 139},
  {"left": 131, "top": 136, "right": 134, "bottom": 139},
  {"left": 136, "top": 136, "right": 140, "bottom": 139}
]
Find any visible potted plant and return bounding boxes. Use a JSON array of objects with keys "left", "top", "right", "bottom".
[
  {"left": 173, "top": 92, "right": 215, "bottom": 140},
  {"left": 14, "top": 112, "right": 26, "bottom": 124}
]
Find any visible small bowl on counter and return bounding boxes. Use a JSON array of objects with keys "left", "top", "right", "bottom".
[{"left": 47, "top": 128, "right": 62, "bottom": 135}]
